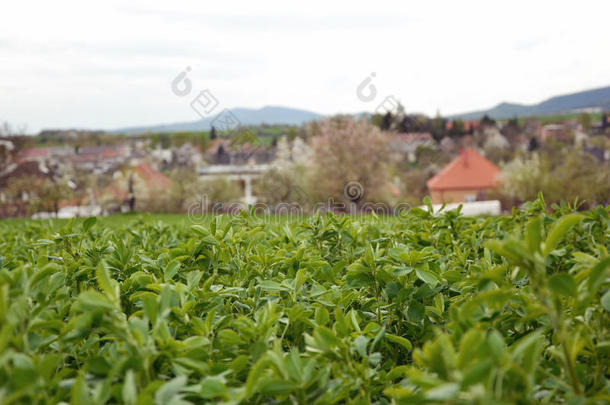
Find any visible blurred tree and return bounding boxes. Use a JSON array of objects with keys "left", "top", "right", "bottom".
[
  {"left": 381, "top": 111, "right": 393, "bottom": 131},
  {"left": 160, "top": 134, "right": 171, "bottom": 149},
  {"left": 34, "top": 179, "right": 71, "bottom": 216},
  {"left": 500, "top": 149, "right": 610, "bottom": 208},
  {"left": 166, "top": 168, "right": 199, "bottom": 212},
  {"left": 370, "top": 113, "right": 384, "bottom": 130},
  {"left": 480, "top": 114, "right": 496, "bottom": 126},
  {"left": 400, "top": 168, "right": 432, "bottom": 205},
  {"left": 255, "top": 168, "right": 308, "bottom": 206},
  {"left": 528, "top": 136, "right": 540, "bottom": 151},
  {"left": 500, "top": 153, "right": 551, "bottom": 204},
  {"left": 196, "top": 177, "right": 242, "bottom": 212},
  {"left": 309, "top": 117, "right": 393, "bottom": 206},
  {"left": 4, "top": 175, "right": 38, "bottom": 217},
  {"left": 210, "top": 126, "right": 217, "bottom": 140},
  {"left": 231, "top": 129, "right": 258, "bottom": 147},
  {"left": 430, "top": 111, "right": 447, "bottom": 141},
  {"left": 449, "top": 119, "right": 466, "bottom": 137},
  {"left": 579, "top": 113, "right": 592, "bottom": 132},
  {"left": 287, "top": 127, "right": 298, "bottom": 142}
]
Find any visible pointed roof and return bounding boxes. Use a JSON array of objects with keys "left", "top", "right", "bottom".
[
  {"left": 132, "top": 162, "right": 171, "bottom": 189},
  {"left": 427, "top": 148, "right": 501, "bottom": 190},
  {"left": 104, "top": 163, "right": 171, "bottom": 200}
]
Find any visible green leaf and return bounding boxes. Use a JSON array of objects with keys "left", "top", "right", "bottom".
[
  {"left": 346, "top": 262, "right": 375, "bottom": 288},
  {"left": 155, "top": 376, "right": 187, "bottom": 405},
  {"left": 77, "top": 290, "right": 115, "bottom": 311},
  {"left": 385, "top": 334, "right": 413, "bottom": 351},
  {"left": 313, "top": 326, "right": 340, "bottom": 350},
  {"left": 407, "top": 301, "right": 425, "bottom": 323},
  {"left": 487, "top": 330, "right": 506, "bottom": 365},
  {"left": 200, "top": 375, "right": 227, "bottom": 399},
  {"left": 164, "top": 261, "right": 181, "bottom": 282},
  {"left": 70, "top": 373, "right": 92, "bottom": 405},
  {"left": 542, "top": 214, "right": 583, "bottom": 257},
  {"left": 258, "top": 280, "right": 291, "bottom": 292},
  {"left": 423, "top": 196, "right": 433, "bottom": 213},
  {"left": 314, "top": 307, "right": 330, "bottom": 326},
  {"left": 385, "top": 281, "right": 402, "bottom": 299},
  {"left": 525, "top": 217, "right": 542, "bottom": 253},
  {"left": 425, "top": 382, "right": 459, "bottom": 401},
  {"left": 217, "top": 329, "right": 243, "bottom": 345},
  {"left": 548, "top": 273, "right": 577, "bottom": 297},
  {"left": 82, "top": 216, "right": 97, "bottom": 232},
  {"left": 96, "top": 260, "right": 119, "bottom": 304},
  {"left": 122, "top": 369, "right": 137, "bottom": 405},
  {"left": 354, "top": 335, "right": 369, "bottom": 357},
  {"left": 416, "top": 269, "right": 439, "bottom": 287},
  {"left": 588, "top": 256, "right": 610, "bottom": 292},
  {"left": 461, "top": 359, "right": 492, "bottom": 388},
  {"left": 29, "top": 263, "right": 61, "bottom": 289}
]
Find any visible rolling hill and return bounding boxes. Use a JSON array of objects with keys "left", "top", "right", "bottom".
[
  {"left": 115, "top": 106, "right": 323, "bottom": 134},
  {"left": 449, "top": 85, "right": 610, "bottom": 121}
]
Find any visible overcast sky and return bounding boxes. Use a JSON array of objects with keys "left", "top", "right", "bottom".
[{"left": 2, "top": 0, "right": 610, "bottom": 132}]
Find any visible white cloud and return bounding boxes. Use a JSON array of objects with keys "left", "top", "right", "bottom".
[{"left": 1, "top": 0, "right": 609, "bottom": 131}]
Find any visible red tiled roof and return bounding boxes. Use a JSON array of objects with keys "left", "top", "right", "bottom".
[
  {"left": 104, "top": 163, "right": 171, "bottom": 200},
  {"left": 17, "top": 148, "right": 49, "bottom": 161},
  {"left": 426, "top": 148, "right": 501, "bottom": 191},
  {"left": 445, "top": 121, "right": 480, "bottom": 132},
  {"left": 133, "top": 163, "right": 171, "bottom": 189}
]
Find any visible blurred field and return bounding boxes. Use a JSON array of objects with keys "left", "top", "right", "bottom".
[{"left": 0, "top": 213, "right": 197, "bottom": 230}]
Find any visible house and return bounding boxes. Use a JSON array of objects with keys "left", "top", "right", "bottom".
[
  {"left": 103, "top": 163, "right": 171, "bottom": 212},
  {"left": 439, "top": 137, "right": 458, "bottom": 154},
  {"left": 0, "top": 140, "right": 15, "bottom": 172},
  {"left": 173, "top": 143, "right": 203, "bottom": 167},
  {"left": 389, "top": 132, "right": 436, "bottom": 162},
  {"left": 539, "top": 124, "right": 567, "bottom": 142},
  {"left": 482, "top": 127, "right": 510, "bottom": 150},
  {"left": 426, "top": 148, "right": 502, "bottom": 204},
  {"left": 0, "top": 161, "right": 56, "bottom": 217},
  {"left": 574, "top": 131, "right": 589, "bottom": 148},
  {"left": 16, "top": 147, "right": 50, "bottom": 163},
  {"left": 70, "top": 145, "right": 130, "bottom": 174},
  {"left": 204, "top": 139, "right": 274, "bottom": 166}
]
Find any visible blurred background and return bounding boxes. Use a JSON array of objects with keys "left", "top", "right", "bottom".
[{"left": 1, "top": 0, "right": 609, "bottom": 218}]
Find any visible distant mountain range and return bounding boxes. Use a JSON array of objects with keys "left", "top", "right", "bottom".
[
  {"left": 113, "top": 86, "right": 610, "bottom": 134},
  {"left": 115, "top": 106, "right": 323, "bottom": 134},
  {"left": 449, "top": 86, "right": 610, "bottom": 121}
]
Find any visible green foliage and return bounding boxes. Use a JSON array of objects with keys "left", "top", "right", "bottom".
[{"left": 0, "top": 197, "right": 608, "bottom": 403}]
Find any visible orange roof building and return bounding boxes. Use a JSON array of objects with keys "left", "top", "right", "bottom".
[
  {"left": 103, "top": 163, "right": 171, "bottom": 204},
  {"left": 426, "top": 148, "right": 502, "bottom": 204}
]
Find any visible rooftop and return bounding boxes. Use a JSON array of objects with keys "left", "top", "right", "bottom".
[{"left": 426, "top": 148, "right": 502, "bottom": 191}]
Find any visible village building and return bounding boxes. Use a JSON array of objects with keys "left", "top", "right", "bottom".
[
  {"left": 482, "top": 127, "right": 510, "bottom": 150},
  {"left": 103, "top": 163, "right": 171, "bottom": 212},
  {"left": 539, "top": 124, "right": 568, "bottom": 142},
  {"left": 388, "top": 132, "right": 436, "bottom": 162},
  {"left": 70, "top": 145, "right": 130, "bottom": 174},
  {"left": 439, "top": 136, "right": 458, "bottom": 154},
  {"left": 426, "top": 148, "right": 502, "bottom": 204}
]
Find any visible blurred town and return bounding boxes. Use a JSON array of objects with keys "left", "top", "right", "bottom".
[{"left": 1, "top": 107, "right": 609, "bottom": 218}]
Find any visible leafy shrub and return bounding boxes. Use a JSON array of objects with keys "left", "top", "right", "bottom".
[{"left": 0, "top": 197, "right": 608, "bottom": 403}]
